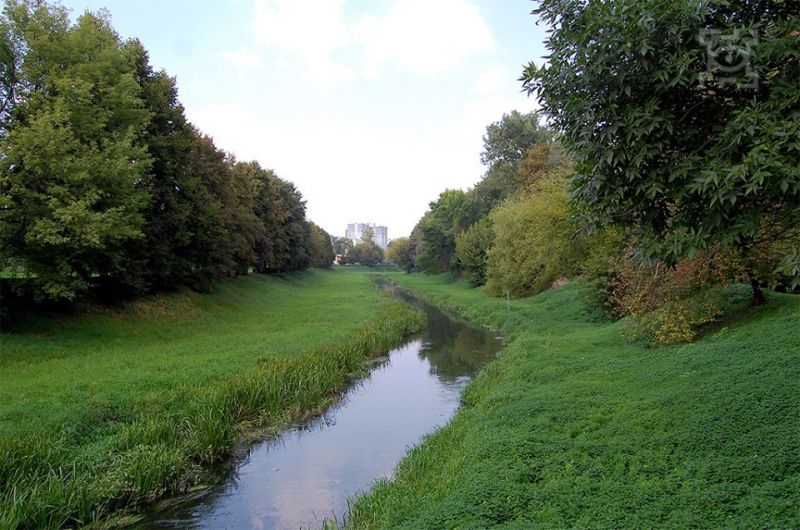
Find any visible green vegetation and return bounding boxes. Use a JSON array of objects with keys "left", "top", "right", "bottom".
[
  {"left": 396, "top": 2, "right": 798, "bottom": 346},
  {"left": 341, "top": 273, "right": 800, "bottom": 529},
  {"left": 0, "top": 1, "right": 334, "bottom": 304},
  {"left": 408, "top": 111, "right": 553, "bottom": 277},
  {"left": 385, "top": 237, "right": 415, "bottom": 273},
  {"left": 486, "top": 168, "right": 582, "bottom": 297},
  {"left": 522, "top": 0, "right": 800, "bottom": 294},
  {"left": 346, "top": 228, "right": 385, "bottom": 267},
  {"left": 0, "top": 270, "right": 423, "bottom": 528},
  {"left": 454, "top": 217, "right": 493, "bottom": 286}
]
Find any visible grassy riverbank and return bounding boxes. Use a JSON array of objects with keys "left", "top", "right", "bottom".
[
  {"left": 0, "top": 270, "right": 423, "bottom": 528},
  {"left": 342, "top": 273, "right": 800, "bottom": 529}
]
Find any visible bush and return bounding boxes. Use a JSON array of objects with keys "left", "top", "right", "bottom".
[
  {"left": 601, "top": 246, "right": 748, "bottom": 344},
  {"left": 485, "top": 169, "right": 582, "bottom": 297},
  {"left": 454, "top": 217, "right": 494, "bottom": 286},
  {"left": 385, "top": 238, "right": 415, "bottom": 273}
]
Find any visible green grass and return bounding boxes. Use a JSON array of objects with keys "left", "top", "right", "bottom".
[
  {"left": 340, "top": 273, "right": 800, "bottom": 529},
  {"left": 0, "top": 269, "right": 424, "bottom": 528}
]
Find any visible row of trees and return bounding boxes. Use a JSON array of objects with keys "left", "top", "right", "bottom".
[
  {"left": 387, "top": 111, "right": 555, "bottom": 276},
  {"left": 0, "top": 1, "right": 334, "bottom": 303},
  {"left": 388, "top": 0, "right": 798, "bottom": 344},
  {"left": 334, "top": 229, "right": 385, "bottom": 266}
]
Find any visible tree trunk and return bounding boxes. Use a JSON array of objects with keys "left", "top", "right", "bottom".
[{"left": 750, "top": 276, "right": 765, "bottom": 306}]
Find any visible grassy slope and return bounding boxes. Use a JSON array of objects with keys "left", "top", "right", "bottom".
[
  {"left": 344, "top": 273, "right": 800, "bottom": 529},
  {"left": 0, "top": 269, "right": 423, "bottom": 528},
  {"left": 1, "top": 270, "right": 380, "bottom": 438}
]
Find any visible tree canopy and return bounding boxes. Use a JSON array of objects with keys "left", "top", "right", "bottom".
[
  {"left": 522, "top": 0, "right": 800, "bottom": 290},
  {"left": 0, "top": 0, "right": 328, "bottom": 303}
]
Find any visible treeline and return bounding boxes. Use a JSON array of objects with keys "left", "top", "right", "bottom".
[
  {"left": 0, "top": 1, "right": 334, "bottom": 306},
  {"left": 387, "top": 110, "right": 583, "bottom": 292},
  {"left": 389, "top": 0, "right": 799, "bottom": 345}
]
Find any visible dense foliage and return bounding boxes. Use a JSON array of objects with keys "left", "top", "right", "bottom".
[
  {"left": 485, "top": 169, "right": 582, "bottom": 297},
  {"left": 522, "top": 0, "right": 800, "bottom": 296},
  {"left": 385, "top": 237, "right": 415, "bottom": 272},
  {"left": 393, "top": 1, "right": 798, "bottom": 349},
  {"left": 407, "top": 111, "right": 553, "bottom": 277},
  {"left": 454, "top": 217, "right": 493, "bottom": 286},
  {"left": 603, "top": 246, "right": 748, "bottom": 344},
  {"left": 348, "top": 229, "right": 385, "bottom": 267},
  {"left": 0, "top": 1, "right": 332, "bottom": 304}
]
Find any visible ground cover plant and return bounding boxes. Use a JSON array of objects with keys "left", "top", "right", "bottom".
[
  {"left": 0, "top": 269, "right": 423, "bottom": 528},
  {"left": 339, "top": 273, "right": 800, "bottom": 529}
]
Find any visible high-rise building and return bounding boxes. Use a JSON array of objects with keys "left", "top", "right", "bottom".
[
  {"left": 372, "top": 226, "right": 388, "bottom": 251},
  {"left": 346, "top": 222, "right": 389, "bottom": 251}
]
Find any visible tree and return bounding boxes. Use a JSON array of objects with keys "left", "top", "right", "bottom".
[
  {"left": 254, "top": 171, "right": 310, "bottom": 273},
  {"left": 522, "top": 0, "right": 800, "bottom": 300},
  {"left": 333, "top": 236, "right": 353, "bottom": 256},
  {"left": 414, "top": 189, "right": 475, "bottom": 273},
  {"left": 307, "top": 221, "right": 334, "bottom": 268},
  {"left": 386, "top": 237, "right": 415, "bottom": 272},
  {"left": 485, "top": 169, "right": 585, "bottom": 297},
  {"left": 350, "top": 229, "right": 384, "bottom": 267},
  {"left": 480, "top": 110, "right": 553, "bottom": 170},
  {"left": 187, "top": 138, "right": 260, "bottom": 285},
  {"left": 0, "top": 4, "right": 151, "bottom": 300},
  {"left": 454, "top": 217, "right": 494, "bottom": 286},
  {"left": 122, "top": 41, "right": 226, "bottom": 294}
]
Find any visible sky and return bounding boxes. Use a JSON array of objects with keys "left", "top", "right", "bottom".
[{"left": 61, "top": 0, "right": 549, "bottom": 238}]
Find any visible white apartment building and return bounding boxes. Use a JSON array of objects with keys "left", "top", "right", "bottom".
[{"left": 346, "top": 223, "right": 388, "bottom": 251}]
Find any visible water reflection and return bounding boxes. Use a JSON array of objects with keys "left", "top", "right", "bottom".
[{"left": 139, "top": 292, "right": 502, "bottom": 530}]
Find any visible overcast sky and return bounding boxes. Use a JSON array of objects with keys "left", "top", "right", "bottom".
[{"left": 61, "top": 0, "right": 548, "bottom": 238}]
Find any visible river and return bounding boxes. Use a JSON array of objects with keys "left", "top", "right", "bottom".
[{"left": 139, "top": 288, "right": 503, "bottom": 529}]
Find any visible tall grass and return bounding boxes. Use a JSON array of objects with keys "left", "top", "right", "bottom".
[{"left": 0, "top": 274, "right": 424, "bottom": 529}]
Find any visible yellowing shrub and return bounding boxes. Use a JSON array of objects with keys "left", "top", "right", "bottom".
[
  {"left": 605, "top": 246, "right": 747, "bottom": 344},
  {"left": 485, "top": 169, "right": 580, "bottom": 297}
]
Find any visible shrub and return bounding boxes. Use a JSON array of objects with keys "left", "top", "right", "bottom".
[
  {"left": 385, "top": 238, "right": 415, "bottom": 273},
  {"left": 454, "top": 217, "right": 494, "bottom": 286},
  {"left": 602, "top": 246, "right": 748, "bottom": 344},
  {"left": 485, "top": 168, "right": 588, "bottom": 297}
]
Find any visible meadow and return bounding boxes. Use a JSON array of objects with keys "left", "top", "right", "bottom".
[
  {"left": 0, "top": 269, "right": 423, "bottom": 528},
  {"left": 341, "top": 273, "right": 800, "bottom": 529}
]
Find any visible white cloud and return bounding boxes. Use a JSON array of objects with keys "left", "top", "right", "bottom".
[
  {"left": 218, "top": 47, "right": 264, "bottom": 78},
  {"left": 253, "top": 0, "right": 355, "bottom": 82},
  {"left": 353, "top": 0, "right": 495, "bottom": 77},
  {"left": 251, "top": 0, "right": 495, "bottom": 81}
]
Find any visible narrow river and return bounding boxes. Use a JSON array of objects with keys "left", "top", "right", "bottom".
[{"left": 139, "top": 289, "right": 503, "bottom": 529}]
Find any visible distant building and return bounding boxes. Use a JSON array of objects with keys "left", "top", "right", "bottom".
[
  {"left": 346, "top": 222, "right": 389, "bottom": 251},
  {"left": 372, "top": 226, "right": 388, "bottom": 251}
]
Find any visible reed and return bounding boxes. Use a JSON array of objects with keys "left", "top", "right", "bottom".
[{"left": 0, "top": 272, "right": 424, "bottom": 529}]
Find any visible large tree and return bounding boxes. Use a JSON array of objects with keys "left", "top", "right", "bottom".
[
  {"left": 480, "top": 110, "right": 553, "bottom": 169},
  {"left": 0, "top": 3, "right": 151, "bottom": 299},
  {"left": 123, "top": 41, "right": 227, "bottom": 293},
  {"left": 386, "top": 237, "right": 415, "bottom": 272},
  {"left": 307, "top": 221, "right": 335, "bottom": 268},
  {"left": 253, "top": 168, "right": 311, "bottom": 273},
  {"left": 414, "top": 189, "right": 475, "bottom": 273},
  {"left": 522, "top": 0, "right": 800, "bottom": 298}
]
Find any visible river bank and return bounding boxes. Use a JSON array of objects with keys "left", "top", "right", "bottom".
[
  {"left": 341, "top": 273, "right": 800, "bottom": 528},
  {"left": 138, "top": 288, "right": 502, "bottom": 529},
  {"left": 0, "top": 270, "right": 423, "bottom": 528}
]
